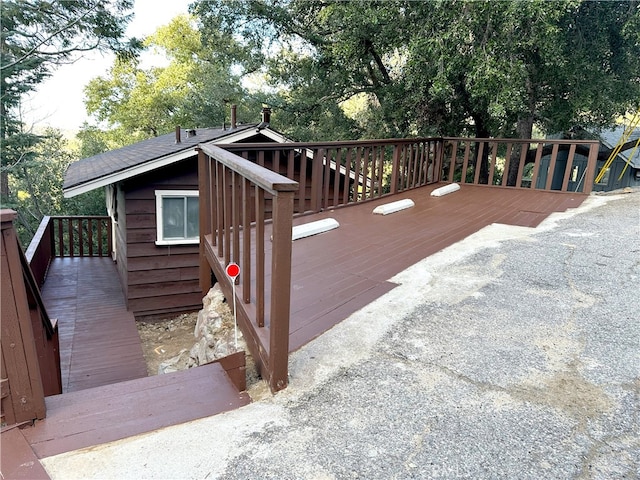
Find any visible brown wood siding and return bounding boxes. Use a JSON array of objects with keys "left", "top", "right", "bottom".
[{"left": 121, "top": 159, "right": 201, "bottom": 319}]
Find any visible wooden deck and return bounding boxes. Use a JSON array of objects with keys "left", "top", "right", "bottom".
[
  {"left": 8, "top": 183, "right": 585, "bottom": 469},
  {"left": 285, "top": 183, "right": 587, "bottom": 350},
  {"left": 40, "top": 257, "right": 148, "bottom": 392},
  {"left": 38, "top": 184, "right": 586, "bottom": 385},
  {"left": 10, "top": 258, "right": 249, "bottom": 467}
]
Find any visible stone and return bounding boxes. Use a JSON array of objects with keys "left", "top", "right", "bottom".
[{"left": 159, "top": 283, "right": 249, "bottom": 375}]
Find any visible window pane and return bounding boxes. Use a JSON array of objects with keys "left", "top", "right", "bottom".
[
  {"left": 186, "top": 196, "right": 199, "bottom": 238},
  {"left": 163, "top": 197, "right": 185, "bottom": 239}
]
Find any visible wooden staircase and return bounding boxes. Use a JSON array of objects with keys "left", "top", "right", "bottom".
[{"left": 20, "top": 356, "right": 250, "bottom": 459}]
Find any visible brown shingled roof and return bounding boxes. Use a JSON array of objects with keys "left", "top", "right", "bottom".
[{"left": 64, "top": 125, "right": 256, "bottom": 190}]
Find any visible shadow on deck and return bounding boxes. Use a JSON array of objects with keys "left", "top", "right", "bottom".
[{"left": 41, "top": 257, "right": 148, "bottom": 392}]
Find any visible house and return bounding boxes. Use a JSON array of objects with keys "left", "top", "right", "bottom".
[
  {"left": 63, "top": 109, "right": 350, "bottom": 320},
  {"left": 590, "top": 125, "right": 640, "bottom": 192},
  {"left": 541, "top": 125, "right": 640, "bottom": 192}
]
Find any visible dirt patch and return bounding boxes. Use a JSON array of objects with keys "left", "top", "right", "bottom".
[
  {"left": 136, "top": 309, "right": 261, "bottom": 391},
  {"left": 137, "top": 313, "right": 199, "bottom": 376}
]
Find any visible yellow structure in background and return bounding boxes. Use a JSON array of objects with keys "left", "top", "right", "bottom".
[{"left": 594, "top": 111, "right": 640, "bottom": 184}]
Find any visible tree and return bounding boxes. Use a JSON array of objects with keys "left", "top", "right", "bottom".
[
  {"left": 82, "top": 15, "right": 260, "bottom": 144},
  {"left": 9, "top": 127, "right": 105, "bottom": 245},
  {"left": 1, "top": 0, "right": 138, "bottom": 208},
  {"left": 193, "top": 0, "right": 411, "bottom": 140},
  {"left": 192, "top": 0, "right": 640, "bottom": 153}
]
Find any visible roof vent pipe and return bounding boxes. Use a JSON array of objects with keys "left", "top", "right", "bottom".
[
  {"left": 175, "top": 126, "right": 181, "bottom": 144},
  {"left": 231, "top": 104, "right": 237, "bottom": 129},
  {"left": 261, "top": 107, "right": 271, "bottom": 124}
]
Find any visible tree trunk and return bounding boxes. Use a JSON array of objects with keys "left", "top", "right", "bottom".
[
  {"left": 506, "top": 116, "right": 534, "bottom": 186},
  {"left": 474, "top": 120, "right": 491, "bottom": 184}
]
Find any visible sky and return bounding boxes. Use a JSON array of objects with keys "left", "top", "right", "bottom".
[{"left": 23, "top": 0, "right": 193, "bottom": 132}]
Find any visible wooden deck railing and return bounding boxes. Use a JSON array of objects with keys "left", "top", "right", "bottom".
[
  {"left": 1, "top": 210, "right": 62, "bottom": 426},
  {"left": 26, "top": 215, "right": 112, "bottom": 287},
  {"left": 198, "top": 145, "right": 298, "bottom": 392},
  {"left": 219, "top": 138, "right": 440, "bottom": 216},
  {"left": 440, "top": 137, "right": 600, "bottom": 194}
]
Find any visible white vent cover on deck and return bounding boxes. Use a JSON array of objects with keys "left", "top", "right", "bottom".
[
  {"left": 372, "top": 198, "right": 415, "bottom": 215},
  {"left": 430, "top": 183, "right": 460, "bottom": 197},
  {"left": 291, "top": 218, "right": 340, "bottom": 241}
]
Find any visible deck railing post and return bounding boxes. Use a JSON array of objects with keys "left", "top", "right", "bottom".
[
  {"left": 1, "top": 210, "right": 47, "bottom": 424},
  {"left": 269, "top": 190, "right": 295, "bottom": 392},
  {"left": 434, "top": 139, "right": 444, "bottom": 183},
  {"left": 310, "top": 149, "right": 324, "bottom": 213},
  {"left": 390, "top": 144, "right": 400, "bottom": 194},
  {"left": 582, "top": 143, "right": 599, "bottom": 194},
  {"left": 198, "top": 147, "right": 213, "bottom": 294}
]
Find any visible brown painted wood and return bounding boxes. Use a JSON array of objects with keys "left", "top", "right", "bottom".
[
  {"left": 0, "top": 428, "right": 51, "bottom": 479},
  {"left": 545, "top": 143, "right": 560, "bottom": 190},
  {"left": 561, "top": 144, "right": 578, "bottom": 192},
  {"left": 583, "top": 143, "right": 600, "bottom": 194},
  {"left": 1, "top": 213, "right": 47, "bottom": 424},
  {"left": 40, "top": 258, "right": 148, "bottom": 392},
  {"left": 212, "top": 350, "right": 247, "bottom": 392},
  {"left": 243, "top": 178, "right": 252, "bottom": 303},
  {"left": 256, "top": 188, "right": 265, "bottom": 327},
  {"left": 21, "top": 362, "right": 250, "bottom": 459},
  {"left": 268, "top": 191, "right": 295, "bottom": 391},
  {"left": 516, "top": 142, "right": 529, "bottom": 188}
]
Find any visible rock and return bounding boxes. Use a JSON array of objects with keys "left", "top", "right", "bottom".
[
  {"left": 159, "top": 283, "right": 249, "bottom": 375},
  {"left": 158, "top": 348, "right": 190, "bottom": 375},
  {"left": 194, "top": 285, "right": 224, "bottom": 338}
]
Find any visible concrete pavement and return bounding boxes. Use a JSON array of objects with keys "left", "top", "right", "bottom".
[{"left": 42, "top": 191, "right": 639, "bottom": 479}]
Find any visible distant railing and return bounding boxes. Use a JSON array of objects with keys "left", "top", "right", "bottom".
[
  {"left": 26, "top": 216, "right": 112, "bottom": 287},
  {"left": 440, "top": 137, "right": 600, "bottom": 194},
  {"left": 198, "top": 145, "right": 298, "bottom": 393},
  {"left": 219, "top": 138, "right": 440, "bottom": 216}
]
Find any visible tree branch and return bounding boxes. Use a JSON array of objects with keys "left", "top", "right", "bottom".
[{"left": 1, "top": 4, "right": 99, "bottom": 71}]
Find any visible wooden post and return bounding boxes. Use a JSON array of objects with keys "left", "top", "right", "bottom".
[
  {"left": 582, "top": 143, "right": 599, "bottom": 194},
  {"left": 198, "top": 147, "right": 212, "bottom": 295},
  {"left": 545, "top": 143, "right": 560, "bottom": 191},
  {"left": 1, "top": 210, "right": 46, "bottom": 424},
  {"left": 268, "top": 191, "right": 295, "bottom": 392},
  {"left": 310, "top": 149, "right": 323, "bottom": 213}
]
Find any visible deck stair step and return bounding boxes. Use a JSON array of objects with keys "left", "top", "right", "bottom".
[
  {"left": 0, "top": 427, "right": 51, "bottom": 479},
  {"left": 21, "top": 361, "right": 250, "bottom": 459}
]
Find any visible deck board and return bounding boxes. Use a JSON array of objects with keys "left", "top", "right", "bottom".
[
  {"left": 0, "top": 428, "right": 51, "bottom": 479},
  {"left": 40, "top": 257, "right": 148, "bottom": 392},
  {"left": 21, "top": 362, "right": 250, "bottom": 458}
]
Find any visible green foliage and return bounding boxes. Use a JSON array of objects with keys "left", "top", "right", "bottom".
[
  {"left": 82, "top": 15, "right": 261, "bottom": 144},
  {"left": 8, "top": 128, "right": 106, "bottom": 245},
  {"left": 193, "top": 0, "right": 640, "bottom": 142},
  {"left": 1, "top": 0, "right": 136, "bottom": 240}
]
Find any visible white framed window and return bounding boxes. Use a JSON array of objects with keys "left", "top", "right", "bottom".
[{"left": 155, "top": 190, "right": 199, "bottom": 245}]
